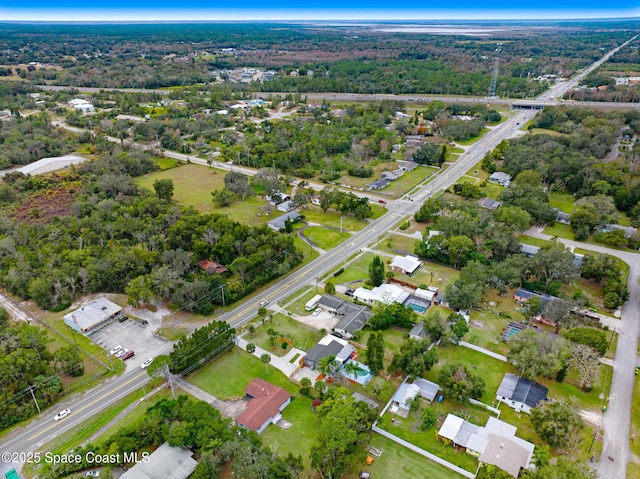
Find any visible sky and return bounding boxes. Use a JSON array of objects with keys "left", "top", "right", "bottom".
[{"left": 1, "top": 1, "right": 640, "bottom": 21}]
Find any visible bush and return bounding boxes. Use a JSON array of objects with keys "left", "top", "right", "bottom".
[
  {"left": 334, "top": 268, "right": 344, "bottom": 277},
  {"left": 399, "top": 221, "right": 410, "bottom": 230},
  {"left": 325, "top": 282, "right": 336, "bottom": 294},
  {"left": 421, "top": 408, "right": 437, "bottom": 430}
]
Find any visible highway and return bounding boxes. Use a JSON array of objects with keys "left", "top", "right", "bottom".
[{"left": 4, "top": 34, "right": 637, "bottom": 477}]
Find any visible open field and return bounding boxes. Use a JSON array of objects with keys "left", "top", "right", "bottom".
[
  {"left": 549, "top": 192, "right": 575, "bottom": 212},
  {"left": 544, "top": 222, "right": 576, "bottom": 240},
  {"left": 261, "top": 395, "right": 319, "bottom": 468},
  {"left": 303, "top": 225, "right": 352, "bottom": 250},
  {"left": 189, "top": 347, "right": 297, "bottom": 399},
  {"left": 244, "top": 313, "right": 322, "bottom": 357}
]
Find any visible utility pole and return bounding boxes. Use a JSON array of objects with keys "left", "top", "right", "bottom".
[
  {"left": 220, "top": 284, "right": 226, "bottom": 307},
  {"left": 162, "top": 363, "right": 176, "bottom": 399},
  {"left": 29, "top": 386, "right": 41, "bottom": 414}
]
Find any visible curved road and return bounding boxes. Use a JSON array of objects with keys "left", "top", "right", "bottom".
[{"left": 526, "top": 228, "right": 639, "bottom": 479}]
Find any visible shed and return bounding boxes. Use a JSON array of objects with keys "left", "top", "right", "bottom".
[{"left": 412, "top": 378, "right": 440, "bottom": 402}]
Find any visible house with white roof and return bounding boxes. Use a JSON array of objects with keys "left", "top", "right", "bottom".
[
  {"left": 390, "top": 383, "right": 420, "bottom": 417},
  {"left": 353, "top": 283, "right": 410, "bottom": 305},
  {"left": 389, "top": 255, "right": 422, "bottom": 276}
]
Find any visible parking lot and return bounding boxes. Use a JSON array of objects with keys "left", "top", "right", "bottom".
[{"left": 89, "top": 317, "right": 173, "bottom": 372}]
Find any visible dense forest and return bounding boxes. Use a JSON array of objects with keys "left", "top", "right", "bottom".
[
  {"left": 0, "top": 308, "right": 84, "bottom": 429},
  {"left": 0, "top": 147, "right": 303, "bottom": 313},
  {"left": 0, "top": 22, "right": 633, "bottom": 96}
]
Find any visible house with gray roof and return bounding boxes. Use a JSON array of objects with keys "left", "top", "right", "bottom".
[
  {"left": 352, "top": 392, "right": 379, "bottom": 409},
  {"left": 368, "top": 178, "right": 390, "bottom": 191},
  {"left": 488, "top": 171, "right": 512, "bottom": 187},
  {"left": 553, "top": 208, "right": 571, "bottom": 225},
  {"left": 267, "top": 211, "right": 301, "bottom": 231},
  {"left": 64, "top": 297, "right": 123, "bottom": 334},
  {"left": 519, "top": 243, "right": 540, "bottom": 257},
  {"left": 332, "top": 304, "right": 372, "bottom": 339},
  {"left": 412, "top": 378, "right": 440, "bottom": 402},
  {"left": 496, "top": 373, "right": 548, "bottom": 414},
  {"left": 478, "top": 197, "right": 503, "bottom": 210},
  {"left": 409, "top": 322, "right": 427, "bottom": 340},
  {"left": 304, "top": 335, "right": 354, "bottom": 370},
  {"left": 120, "top": 443, "right": 197, "bottom": 479}
]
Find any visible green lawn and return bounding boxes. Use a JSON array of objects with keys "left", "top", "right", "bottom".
[
  {"left": 327, "top": 252, "right": 377, "bottom": 283},
  {"left": 244, "top": 313, "right": 323, "bottom": 357},
  {"left": 358, "top": 327, "right": 408, "bottom": 353},
  {"left": 189, "top": 347, "right": 297, "bottom": 400},
  {"left": 544, "top": 222, "right": 576, "bottom": 240},
  {"left": 426, "top": 345, "right": 516, "bottom": 404},
  {"left": 152, "top": 156, "right": 181, "bottom": 170},
  {"left": 377, "top": 232, "right": 421, "bottom": 256},
  {"left": 303, "top": 226, "right": 352, "bottom": 250},
  {"left": 376, "top": 404, "right": 479, "bottom": 473},
  {"left": 284, "top": 287, "right": 319, "bottom": 315},
  {"left": 549, "top": 192, "right": 575, "bottom": 213},
  {"left": 456, "top": 129, "right": 489, "bottom": 146},
  {"left": 464, "top": 293, "right": 523, "bottom": 356},
  {"left": 302, "top": 206, "right": 372, "bottom": 232},
  {"left": 137, "top": 163, "right": 227, "bottom": 212},
  {"left": 519, "top": 235, "right": 554, "bottom": 248},
  {"left": 261, "top": 395, "right": 319, "bottom": 468},
  {"left": 344, "top": 432, "right": 467, "bottom": 479}
]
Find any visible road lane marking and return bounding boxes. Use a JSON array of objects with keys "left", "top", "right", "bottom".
[{"left": 28, "top": 372, "right": 147, "bottom": 442}]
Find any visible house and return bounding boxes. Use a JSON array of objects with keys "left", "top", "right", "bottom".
[
  {"left": 553, "top": 208, "right": 571, "bottom": 225},
  {"left": 352, "top": 392, "right": 379, "bottom": 409},
  {"left": 318, "top": 294, "right": 346, "bottom": 314},
  {"left": 304, "top": 335, "right": 354, "bottom": 370},
  {"left": 496, "top": 373, "right": 548, "bottom": 414},
  {"left": 247, "top": 98, "right": 266, "bottom": 107},
  {"left": 235, "top": 378, "right": 291, "bottom": 434},
  {"left": 68, "top": 98, "right": 94, "bottom": 113},
  {"left": 478, "top": 198, "right": 502, "bottom": 210},
  {"left": 414, "top": 287, "right": 437, "bottom": 303},
  {"left": 120, "top": 442, "right": 198, "bottom": 479},
  {"left": 397, "top": 160, "right": 417, "bottom": 171},
  {"left": 115, "top": 114, "right": 144, "bottom": 123},
  {"left": 438, "top": 415, "right": 534, "bottom": 477},
  {"left": 409, "top": 322, "right": 427, "bottom": 340},
  {"left": 353, "top": 283, "right": 410, "bottom": 305},
  {"left": 277, "top": 200, "right": 296, "bottom": 212},
  {"left": 413, "top": 377, "right": 440, "bottom": 402},
  {"left": 433, "top": 292, "right": 449, "bottom": 307},
  {"left": 395, "top": 111, "right": 411, "bottom": 119},
  {"left": 381, "top": 169, "right": 404, "bottom": 181},
  {"left": 267, "top": 211, "right": 301, "bottom": 231},
  {"left": 601, "top": 223, "right": 639, "bottom": 238},
  {"left": 332, "top": 304, "right": 372, "bottom": 339},
  {"left": 519, "top": 243, "right": 540, "bottom": 257},
  {"left": 488, "top": 172, "right": 512, "bottom": 187},
  {"left": 63, "top": 297, "right": 123, "bottom": 334},
  {"left": 368, "top": 179, "right": 390, "bottom": 191},
  {"left": 389, "top": 255, "right": 422, "bottom": 276},
  {"left": 513, "top": 288, "right": 556, "bottom": 306},
  {"left": 197, "top": 259, "right": 228, "bottom": 275},
  {"left": 390, "top": 382, "right": 420, "bottom": 417}
]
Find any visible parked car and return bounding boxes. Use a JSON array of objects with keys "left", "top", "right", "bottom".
[
  {"left": 141, "top": 358, "right": 154, "bottom": 369},
  {"left": 84, "top": 471, "right": 100, "bottom": 477},
  {"left": 115, "top": 348, "right": 128, "bottom": 358},
  {"left": 118, "top": 315, "right": 128, "bottom": 322},
  {"left": 109, "top": 345, "right": 123, "bottom": 356},
  {"left": 378, "top": 199, "right": 386, "bottom": 204},
  {"left": 312, "top": 308, "right": 322, "bottom": 316},
  {"left": 345, "top": 289, "right": 355, "bottom": 297},
  {"left": 54, "top": 409, "right": 71, "bottom": 422},
  {"left": 121, "top": 350, "right": 135, "bottom": 361}
]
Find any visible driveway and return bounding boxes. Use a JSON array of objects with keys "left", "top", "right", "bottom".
[{"left": 525, "top": 228, "right": 640, "bottom": 478}]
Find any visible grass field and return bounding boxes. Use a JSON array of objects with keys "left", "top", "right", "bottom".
[
  {"left": 303, "top": 225, "right": 352, "bottom": 250},
  {"left": 245, "top": 313, "right": 322, "bottom": 357},
  {"left": 302, "top": 206, "right": 373, "bottom": 232},
  {"left": 261, "top": 395, "right": 319, "bottom": 468},
  {"left": 543, "top": 222, "right": 576, "bottom": 240},
  {"left": 358, "top": 327, "right": 408, "bottom": 353},
  {"left": 189, "top": 347, "right": 297, "bottom": 400},
  {"left": 549, "top": 192, "right": 575, "bottom": 213},
  {"left": 344, "top": 432, "right": 467, "bottom": 479},
  {"left": 519, "top": 235, "right": 553, "bottom": 248},
  {"left": 377, "top": 232, "right": 421, "bottom": 256}
]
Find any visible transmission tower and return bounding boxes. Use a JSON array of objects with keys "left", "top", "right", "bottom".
[{"left": 488, "top": 43, "right": 503, "bottom": 99}]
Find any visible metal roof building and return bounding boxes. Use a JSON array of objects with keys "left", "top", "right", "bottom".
[
  {"left": 63, "top": 297, "right": 122, "bottom": 334},
  {"left": 120, "top": 443, "right": 197, "bottom": 479}
]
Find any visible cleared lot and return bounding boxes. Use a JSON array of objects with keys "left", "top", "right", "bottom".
[{"left": 88, "top": 318, "right": 172, "bottom": 372}]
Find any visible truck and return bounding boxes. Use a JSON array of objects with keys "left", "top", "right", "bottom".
[{"left": 305, "top": 295, "right": 322, "bottom": 311}]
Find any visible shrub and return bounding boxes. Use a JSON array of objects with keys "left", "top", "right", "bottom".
[
  {"left": 421, "top": 408, "right": 437, "bottom": 430},
  {"left": 334, "top": 268, "right": 344, "bottom": 277}
]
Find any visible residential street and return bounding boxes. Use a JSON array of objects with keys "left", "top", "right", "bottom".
[{"left": 525, "top": 227, "right": 640, "bottom": 479}]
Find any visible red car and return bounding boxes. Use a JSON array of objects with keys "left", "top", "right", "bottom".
[{"left": 121, "top": 350, "right": 135, "bottom": 360}]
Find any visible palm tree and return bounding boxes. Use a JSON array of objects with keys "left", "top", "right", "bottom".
[
  {"left": 260, "top": 353, "right": 271, "bottom": 373},
  {"left": 246, "top": 343, "right": 256, "bottom": 354},
  {"left": 318, "top": 355, "right": 339, "bottom": 377},
  {"left": 343, "top": 361, "right": 365, "bottom": 380}
]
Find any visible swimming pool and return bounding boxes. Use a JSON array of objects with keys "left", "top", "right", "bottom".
[
  {"left": 339, "top": 359, "right": 373, "bottom": 386},
  {"left": 407, "top": 303, "right": 427, "bottom": 314}
]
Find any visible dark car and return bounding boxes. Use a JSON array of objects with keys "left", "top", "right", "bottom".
[
  {"left": 121, "top": 350, "right": 135, "bottom": 360},
  {"left": 118, "top": 315, "right": 129, "bottom": 323},
  {"left": 345, "top": 289, "right": 355, "bottom": 297}
]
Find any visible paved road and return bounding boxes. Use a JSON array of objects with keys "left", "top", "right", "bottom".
[
  {"left": 3, "top": 33, "right": 635, "bottom": 475},
  {"left": 526, "top": 228, "right": 639, "bottom": 479}
]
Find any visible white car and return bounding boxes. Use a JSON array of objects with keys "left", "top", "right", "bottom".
[
  {"left": 312, "top": 308, "right": 322, "bottom": 316},
  {"left": 141, "top": 358, "right": 154, "bottom": 369},
  {"left": 114, "top": 348, "right": 128, "bottom": 358},
  {"left": 54, "top": 408, "right": 71, "bottom": 422},
  {"left": 109, "top": 345, "right": 123, "bottom": 356},
  {"left": 259, "top": 300, "right": 269, "bottom": 307},
  {"left": 84, "top": 471, "right": 100, "bottom": 478}
]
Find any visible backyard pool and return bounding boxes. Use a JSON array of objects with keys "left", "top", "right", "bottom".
[{"left": 339, "top": 359, "right": 373, "bottom": 386}]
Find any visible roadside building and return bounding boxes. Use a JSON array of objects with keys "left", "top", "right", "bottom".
[
  {"left": 389, "top": 255, "right": 422, "bottom": 276},
  {"left": 63, "top": 297, "right": 123, "bottom": 334},
  {"left": 120, "top": 442, "right": 197, "bottom": 479},
  {"left": 235, "top": 378, "right": 291, "bottom": 434}
]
